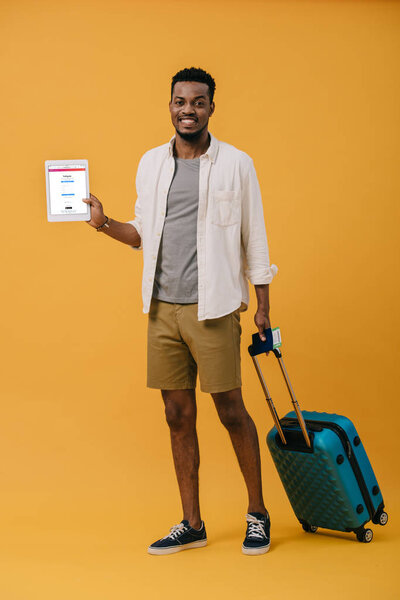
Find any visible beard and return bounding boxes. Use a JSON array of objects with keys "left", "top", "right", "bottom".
[{"left": 175, "top": 122, "right": 208, "bottom": 141}]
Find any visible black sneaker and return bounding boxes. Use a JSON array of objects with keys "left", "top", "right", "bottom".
[
  {"left": 242, "top": 512, "right": 271, "bottom": 555},
  {"left": 148, "top": 520, "right": 207, "bottom": 555}
]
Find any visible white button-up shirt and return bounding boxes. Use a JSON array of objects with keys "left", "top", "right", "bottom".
[{"left": 127, "top": 132, "right": 278, "bottom": 321}]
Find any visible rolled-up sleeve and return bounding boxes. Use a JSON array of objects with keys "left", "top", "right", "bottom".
[
  {"left": 241, "top": 158, "right": 278, "bottom": 284},
  {"left": 126, "top": 158, "right": 143, "bottom": 251}
]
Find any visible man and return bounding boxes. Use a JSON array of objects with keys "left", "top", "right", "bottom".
[{"left": 83, "top": 67, "right": 278, "bottom": 556}]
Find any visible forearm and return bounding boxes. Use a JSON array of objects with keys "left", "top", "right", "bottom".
[
  {"left": 254, "top": 284, "right": 270, "bottom": 315},
  {"left": 99, "top": 218, "right": 141, "bottom": 247}
]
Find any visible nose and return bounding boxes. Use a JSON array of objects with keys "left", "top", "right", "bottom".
[{"left": 181, "top": 103, "right": 196, "bottom": 115}]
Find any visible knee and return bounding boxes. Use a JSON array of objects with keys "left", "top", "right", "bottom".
[
  {"left": 217, "top": 404, "right": 249, "bottom": 431},
  {"left": 164, "top": 403, "right": 196, "bottom": 433}
]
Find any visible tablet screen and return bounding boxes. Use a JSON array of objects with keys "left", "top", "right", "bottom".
[{"left": 48, "top": 164, "right": 88, "bottom": 215}]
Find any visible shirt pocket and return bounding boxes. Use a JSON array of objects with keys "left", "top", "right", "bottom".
[{"left": 211, "top": 190, "right": 241, "bottom": 227}]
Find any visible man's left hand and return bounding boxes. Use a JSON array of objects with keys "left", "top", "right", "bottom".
[
  {"left": 253, "top": 284, "right": 271, "bottom": 354},
  {"left": 254, "top": 308, "right": 271, "bottom": 350}
]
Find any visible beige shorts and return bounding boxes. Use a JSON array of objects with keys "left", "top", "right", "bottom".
[{"left": 147, "top": 298, "right": 242, "bottom": 393}]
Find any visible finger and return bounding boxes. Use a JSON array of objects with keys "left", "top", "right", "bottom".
[
  {"left": 258, "top": 325, "right": 266, "bottom": 342},
  {"left": 83, "top": 196, "right": 100, "bottom": 206},
  {"left": 265, "top": 319, "right": 271, "bottom": 354}
]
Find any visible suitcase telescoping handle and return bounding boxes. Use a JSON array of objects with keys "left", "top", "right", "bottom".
[{"left": 248, "top": 329, "right": 311, "bottom": 448}]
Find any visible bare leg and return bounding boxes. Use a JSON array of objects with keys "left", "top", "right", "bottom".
[
  {"left": 211, "top": 387, "right": 267, "bottom": 515},
  {"left": 161, "top": 389, "right": 202, "bottom": 529}
]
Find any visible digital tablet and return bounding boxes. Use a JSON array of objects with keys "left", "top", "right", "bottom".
[{"left": 45, "top": 159, "right": 91, "bottom": 221}]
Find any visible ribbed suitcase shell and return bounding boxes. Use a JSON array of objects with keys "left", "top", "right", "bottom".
[{"left": 267, "top": 410, "right": 384, "bottom": 532}]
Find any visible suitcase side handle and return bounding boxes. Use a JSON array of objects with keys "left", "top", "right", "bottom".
[{"left": 248, "top": 330, "right": 311, "bottom": 448}]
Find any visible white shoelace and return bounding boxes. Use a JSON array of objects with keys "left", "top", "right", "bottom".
[
  {"left": 245, "top": 514, "right": 267, "bottom": 539},
  {"left": 161, "top": 522, "right": 188, "bottom": 540}
]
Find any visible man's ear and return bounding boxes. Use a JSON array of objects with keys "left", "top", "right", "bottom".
[{"left": 209, "top": 101, "right": 215, "bottom": 117}]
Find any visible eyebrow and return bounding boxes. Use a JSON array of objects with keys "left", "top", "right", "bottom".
[{"left": 174, "top": 95, "right": 207, "bottom": 100}]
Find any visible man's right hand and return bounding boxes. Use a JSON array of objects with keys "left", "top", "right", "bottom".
[
  {"left": 81, "top": 195, "right": 141, "bottom": 247},
  {"left": 82, "top": 193, "right": 107, "bottom": 229}
]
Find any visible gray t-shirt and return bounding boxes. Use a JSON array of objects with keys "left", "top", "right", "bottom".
[{"left": 152, "top": 157, "right": 200, "bottom": 303}]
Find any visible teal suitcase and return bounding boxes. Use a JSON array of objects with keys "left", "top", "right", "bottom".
[{"left": 248, "top": 332, "right": 388, "bottom": 543}]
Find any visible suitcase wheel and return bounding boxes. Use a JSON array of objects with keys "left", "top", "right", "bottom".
[
  {"left": 301, "top": 522, "right": 318, "bottom": 533},
  {"left": 372, "top": 510, "right": 388, "bottom": 526},
  {"left": 356, "top": 528, "right": 373, "bottom": 543}
]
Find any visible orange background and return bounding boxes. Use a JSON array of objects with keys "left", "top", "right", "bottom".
[{"left": 1, "top": 1, "right": 399, "bottom": 598}]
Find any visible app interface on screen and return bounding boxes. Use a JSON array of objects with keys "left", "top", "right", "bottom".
[{"left": 48, "top": 165, "right": 88, "bottom": 214}]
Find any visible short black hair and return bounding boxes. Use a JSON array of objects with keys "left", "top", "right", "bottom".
[{"left": 171, "top": 67, "right": 216, "bottom": 103}]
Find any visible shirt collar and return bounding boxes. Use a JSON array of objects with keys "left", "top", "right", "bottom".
[{"left": 168, "top": 131, "right": 218, "bottom": 163}]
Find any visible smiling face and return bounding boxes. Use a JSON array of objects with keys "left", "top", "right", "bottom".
[{"left": 169, "top": 81, "right": 215, "bottom": 140}]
